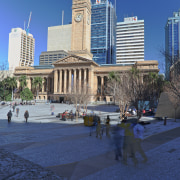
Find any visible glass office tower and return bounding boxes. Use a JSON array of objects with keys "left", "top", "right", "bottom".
[
  {"left": 165, "top": 9, "right": 180, "bottom": 79},
  {"left": 91, "top": 0, "right": 116, "bottom": 65}
]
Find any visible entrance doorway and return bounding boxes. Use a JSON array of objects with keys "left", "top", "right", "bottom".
[{"left": 59, "top": 96, "right": 64, "bottom": 103}]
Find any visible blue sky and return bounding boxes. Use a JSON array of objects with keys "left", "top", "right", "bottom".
[{"left": 0, "top": 0, "right": 180, "bottom": 73}]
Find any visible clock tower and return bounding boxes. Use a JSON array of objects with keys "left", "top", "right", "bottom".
[{"left": 70, "top": 0, "right": 93, "bottom": 60}]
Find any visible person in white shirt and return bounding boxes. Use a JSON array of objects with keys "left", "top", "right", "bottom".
[{"left": 133, "top": 123, "right": 148, "bottom": 163}]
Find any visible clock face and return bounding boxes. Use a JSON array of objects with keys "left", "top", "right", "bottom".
[{"left": 75, "top": 13, "right": 83, "bottom": 22}]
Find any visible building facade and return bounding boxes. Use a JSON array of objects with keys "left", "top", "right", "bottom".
[
  {"left": 39, "top": 50, "right": 68, "bottom": 65},
  {"left": 165, "top": 9, "right": 180, "bottom": 80},
  {"left": 8, "top": 28, "right": 35, "bottom": 71},
  {"left": 116, "top": 17, "right": 144, "bottom": 65},
  {"left": 47, "top": 24, "right": 72, "bottom": 52},
  {"left": 91, "top": 0, "right": 116, "bottom": 65},
  {"left": 14, "top": 59, "right": 159, "bottom": 102}
]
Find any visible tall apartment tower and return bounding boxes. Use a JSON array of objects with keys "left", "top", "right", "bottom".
[
  {"left": 91, "top": 0, "right": 116, "bottom": 65},
  {"left": 8, "top": 28, "right": 35, "bottom": 71},
  {"left": 116, "top": 17, "right": 144, "bottom": 65},
  {"left": 165, "top": 9, "right": 180, "bottom": 80}
]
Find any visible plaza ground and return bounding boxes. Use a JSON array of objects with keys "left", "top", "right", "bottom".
[{"left": 0, "top": 103, "right": 180, "bottom": 179}]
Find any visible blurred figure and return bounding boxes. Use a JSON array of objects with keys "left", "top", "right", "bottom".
[
  {"left": 7, "top": 110, "right": 12, "bottom": 123},
  {"left": 96, "top": 119, "right": 102, "bottom": 139},
  {"left": 133, "top": 122, "right": 148, "bottom": 163},
  {"left": 106, "top": 115, "right": 111, "bottom": 137},
  {"left": 24, "top": 110, "right": 29, "bottom": 123},
  {"left": 12, "top": 104, "right": 15, "bottom": 112},
  {"left": 112, "top": 124, "right": 124, "bottom": 160},
  {"left": 120, "top": 120, "right": 137, "bottom": 165},
  {"left": 50, "top": 105, "right": 55, "bottom": 115},
  {"left": 16, "top": 107, "right": 19, "bottom": 117}
]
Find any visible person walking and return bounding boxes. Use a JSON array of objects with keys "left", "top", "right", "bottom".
[
  {"left": 120, "top": 120, "right": 137, "bottom": 165},
  {"left": 96, "top": 119, "right": 102, "bottom": 139},
  {"left": 106, "top": 115, "right": 111, "bottom": 137},
  {"left": 24, "top": 110, "right": 29, "bottom": 123},
  {"left": 12, "top": 105, "right": 15, "bottom": 112},
  {"left": 16, "top": 107, "right": 19, "bottom": 117},
  {"left": 7, "top": 110, "right": 12, "bottom": 123},
  {"left": 133, "top": 122, "right": 148, "bottom": 163},
  {"left": 112, "top": 124, "right": 124, "bottom": 160}
]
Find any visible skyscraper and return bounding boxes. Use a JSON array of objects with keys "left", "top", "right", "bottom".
[
  {"left": 165, "top": 9, "right": 180, "bottom": 79},
  {"left": 91, "top": 0, "right": 116, "bottom": 65},
  {"left": 8, "top": 28, "right": 35, "bottom": 71},
  {"left": 116, "top": 17, "right": 144, "bottom": 65},
  {"left": 47, "top": 24, "right": 72, "bottom": 52}
]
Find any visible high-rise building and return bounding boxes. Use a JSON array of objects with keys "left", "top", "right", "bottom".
[
  {"left": 8, "top": 28, "right": 35, "bottom": 71},
  {"left": 165, "top": 9, "right": 180, "bottom": 79},
  {"left": 116, "top": 17, "right": 144, "bottom": 65},
  {"left": 39, "top": 50, "right": 68, "bottom": 65},
  {"left": 91, "top": 0, "right": 116, "bottom": 65},
  {"left": 47, "top": 24, "right": 72, "bottom": 52}
]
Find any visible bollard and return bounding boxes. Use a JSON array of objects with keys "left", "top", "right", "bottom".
[{"left": 164, "top": 116, "right": 167, "bottom": 125}]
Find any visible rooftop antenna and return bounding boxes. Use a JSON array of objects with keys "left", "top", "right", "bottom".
[
  {"left": 26, "top": 11, "right": 32, "bottom": 35},
  {"left": 62, "top": 10, "right": 64, "bottom": 25}
]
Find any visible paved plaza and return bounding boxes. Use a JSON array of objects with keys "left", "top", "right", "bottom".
[{"left": 0, "top": 103, "right": 180, "bottom": 179}]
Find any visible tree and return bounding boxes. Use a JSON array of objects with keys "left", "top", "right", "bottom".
[
  {"left": 164, "top": 75, "right": 180, "bottom": 121},
  {"left": 107, "top": 71, "right": 131, "bottom": 121},
  {"left": 32, "top": 77, "right": 43, "bottom": 100},
  {"left": 19, "top": 75, "right": 27, "bottom": 91},
  {"left": 6, "top": 77, "right": 17, "bottom": 101},
  {"left": 68, "top": 79, "right": 91, "bottom": 121},
  {"left": 0, "top": 77, "right": 17, "bottom": 101},
  {"left": 20, "top": 88, "right": 33, "bottom": 102},
  {"left": 108, "top": 71, "right": 120, "bottom": 104}
]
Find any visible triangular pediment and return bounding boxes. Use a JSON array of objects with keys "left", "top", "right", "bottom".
[{"left": 53, "top": 54, "right": 99, "bottom": 66}]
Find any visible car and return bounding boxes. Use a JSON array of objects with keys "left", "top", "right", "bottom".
[{"left": 1, "top": 101, "right": 5, "bottom": 105}]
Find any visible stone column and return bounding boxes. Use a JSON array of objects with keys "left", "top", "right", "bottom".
[
  {"left": 27, "top": 78, "right": 31, "bottom": 90},
  {"left": 83, "top": 68, "right": 87, "bottom": 92},
  {"left": 46, "top": 78, "right": 49, "bottom": 92},
  {"left": 54, "top": 70, "right": 58, "bottom": 93},
  {"left": 42, "top": 77, "right": 44, "bottom": 93},
  {"left": 64, "top": 69, "right": 67, "bottom": 94},
  {"left": 69, "top": 69, "right": 72, "bottom": 93},
  {"left": 101, "top": 76, "right": 104, "bottom": 96},
  {"left": 88, "top": 69, "right": 92, "bottom": 94},
  {"left": 59, "top": 70, "right": 62, "bottom": 93},
  {"left": 74, "top": 69, "right": 76, "bottom": 93},
  {"left": 79, "top": 69, "right": 81, "bottom": 93}
]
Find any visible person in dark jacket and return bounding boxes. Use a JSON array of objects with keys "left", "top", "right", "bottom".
[
  {"left": 7, "top": 110, "right": 12, "bottom": 123},
  {"left": 24, "top": 110, "right": 29, "bottom": 123}
]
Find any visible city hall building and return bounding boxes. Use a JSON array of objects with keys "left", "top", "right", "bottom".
[{"left": 14, "top": 0, "right": 159, "bottom": 102}]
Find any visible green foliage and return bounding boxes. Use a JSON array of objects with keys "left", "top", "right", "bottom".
[
  {"left": 19, "top": 75, "right": 27, "bottom": 90},
  {"left": 0, "top": 76, "right": 17, "bottom": 101},
  {"left": 20, "top": 88, "right": 33, "bottom": 101}
]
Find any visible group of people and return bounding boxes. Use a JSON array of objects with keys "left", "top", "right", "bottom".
[
  {"left": 96, "top": 115, "right": 147, "bottom": 165},
  {"left": 7, "top": 108, "right": 29, "bottom": 123},
  {"left": 115, "top": 120, "right": 148, "bottom": 165}
]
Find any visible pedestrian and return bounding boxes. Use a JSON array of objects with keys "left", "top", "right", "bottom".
[
  {"left": 70, "top": 110, "right": 74, "bottom": 121},
  {"left": 119, "top": 120, "right": 137, "bottom": 165},
  {"left": 16, "top": 107, "right": 20, "bottom": 117},
  {"left": 112, "top": 124, "right": 124, "bottom": 160},
  {"left": 106, "top": 115, "right": 111, "bottom": 137},
  {"left": 7, "top": 110, "right": 12, "bottom": 123},
  {"left": 50, "top": 105, "right": 55, "bottom": 115},
  {"left": 12, "top": 105, "right": 15, "bottom": 112},
  {"left": 24, "top": 110, "right": 29, "bottom": 123},
  {"left": 133, "top": 122, "right": 148, "bottom": 163},
  {"left": 96, "top": 119, "right": 102, "bottom": 139}
]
